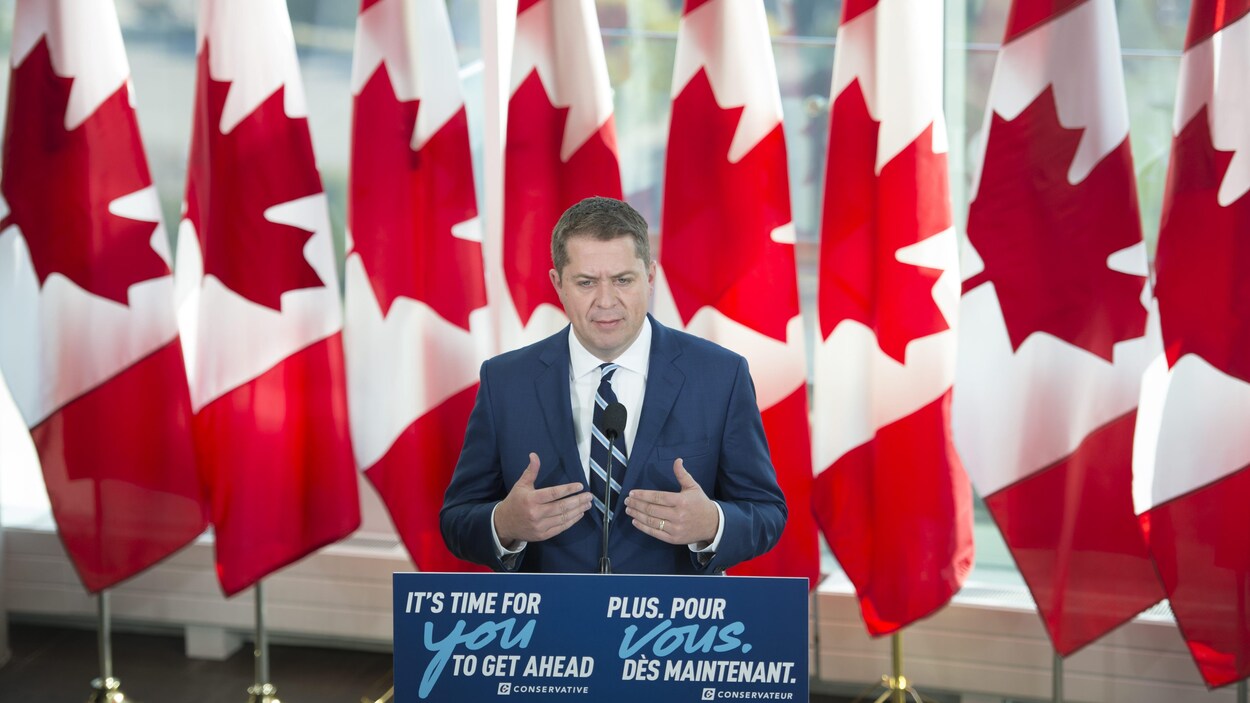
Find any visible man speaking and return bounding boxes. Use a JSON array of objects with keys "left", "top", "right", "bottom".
[{"left": 441, "top": 197, "right": 786, "bottom": 574}]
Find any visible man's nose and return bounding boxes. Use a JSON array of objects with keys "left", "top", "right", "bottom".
[{"left": 593, "top": 282, "right": 615, "bottom": 307}]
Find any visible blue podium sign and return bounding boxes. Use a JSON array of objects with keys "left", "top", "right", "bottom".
[{"left": 393, "top": 572, "right": 808, "bottom": 702}]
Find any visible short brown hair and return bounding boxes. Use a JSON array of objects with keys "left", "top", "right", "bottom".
[{"left": 551, "top": 197, "right": 651, "bottom": 277}]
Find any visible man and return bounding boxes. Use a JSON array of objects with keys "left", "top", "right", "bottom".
[{"left": 441, "top": 197, "right": 786, "bottom": 574}]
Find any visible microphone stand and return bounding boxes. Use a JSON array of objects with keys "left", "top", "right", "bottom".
[{"left": 599, "top": 428, "right": 616, "bottom": 575}]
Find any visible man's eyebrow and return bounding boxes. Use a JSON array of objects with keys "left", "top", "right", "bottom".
[{"left": 572, "top": 271, "right": 635, "bottom": 279}]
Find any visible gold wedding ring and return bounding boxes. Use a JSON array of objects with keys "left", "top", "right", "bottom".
[{"left": 658, "top": 519, "right": 667, "bottom": 532}]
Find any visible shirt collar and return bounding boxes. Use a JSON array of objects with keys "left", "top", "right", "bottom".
[{"left": 569, "top": 317, "right": 653, "bottom": 380}]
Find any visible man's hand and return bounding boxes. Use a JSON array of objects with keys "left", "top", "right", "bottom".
[
  {"left": 494, "top": 453, "right": 592, "bottom": 548},
  {"left": 625, "top": 458, "right": 719, "bottom": 546}
]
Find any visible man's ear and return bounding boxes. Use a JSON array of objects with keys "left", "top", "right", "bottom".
[
  {"left": 549, "top": 268, "right": 561, "bottom": 292},
  {"left": 646, "top": 261, "right": 656, "bottom": 285}
]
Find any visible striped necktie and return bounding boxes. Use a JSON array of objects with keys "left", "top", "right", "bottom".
[{"left": 589, "top": 362, "right": 627, "bottom": 521}]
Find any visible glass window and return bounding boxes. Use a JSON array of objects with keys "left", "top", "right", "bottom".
[{"left": 0, "top": 0, "right": 1191, "bottom": 597}]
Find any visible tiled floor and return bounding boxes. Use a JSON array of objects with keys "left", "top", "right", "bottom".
[{"left": 0, "top": 622, "right": 394, "bottom": 703}]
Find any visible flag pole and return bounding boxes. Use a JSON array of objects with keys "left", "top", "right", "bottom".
[
  {"left": 1238, "top": 679, "right": 1247, "bottom": 703},
  {"left": 1052, "top": 652, "right": 1064, "bottom": 703},
  {"left": 891, "top": 632, "right": 906, "bottom": 703},
  {"left": 88, "top": 589, "right": 133, "bottom": 702},
  {"left": 247, "top": 581, "right": 280, "bottom": 703},
  {"left": 871, "top": 632, "right": 922, "bottom": 703}
]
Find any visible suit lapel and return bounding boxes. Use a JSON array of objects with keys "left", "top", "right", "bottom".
[
  {"left": 621, "top": 317, "right": 684, "bottom": 504},
  {"left": 535, "top": 331, "right": 585, "bottom": 492}
]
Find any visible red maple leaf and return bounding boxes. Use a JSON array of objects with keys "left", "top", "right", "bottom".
[
  {"left": 184, "top": 46, "right": 325, "bottom": 312},
  {"left": 963, "top": 86, "right": 1147, "bottom": 361},
  {"left": 818, "top": 79, "right": 951, "bottom": 363},
  {"left": 1155, "top": 106, "right": 1250, "bottom": 384},
  {"left": 660, "top": 69, "right": 798, "bottom": 340},
  {"left": 503, "top": 70, "right": 622, "bottom": 325},
  {"left": 0, "top": 38, "right": 169, "bottom": 304},
  {"left": 349, "top": 64, "right": 484, "bottom": 327}
]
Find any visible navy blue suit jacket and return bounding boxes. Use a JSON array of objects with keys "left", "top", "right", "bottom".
[{"left": 440, "top": 316, "right": 787, "bottom": 574}]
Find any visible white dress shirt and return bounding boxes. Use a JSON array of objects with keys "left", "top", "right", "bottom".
[
  {"left": 493, "top": 319, "right": 724, "bottom": 560},
  {"left": 569, "top": 318, "right": 650, "bottom": 478}
]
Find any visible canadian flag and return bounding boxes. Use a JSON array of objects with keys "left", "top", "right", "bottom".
[
  {"left": 346, "top": 0, "right": 488, "bottom": 572},
  {"left": 499, "top": 0, "right": 622, "bottom": 350},
  {"left": 655, "top": 0, "right": 818, "bottom": 582},
  {"left": 0, "top": 0, "right": 205, "bottom": 592},
  {"left": 177, "top": 0, "right": 360, "bottom": 596},
  {"left": 954, "top": 0, "right": 1165, "bottom": 654},
  {"left": 811, "top": 0, "right": 973, "bottom": 635},
  {"left": 1134, "top": 1, "right": 1250, "bottom": 687}
]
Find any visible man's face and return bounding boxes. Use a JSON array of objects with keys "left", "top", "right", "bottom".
[{"left": 550, "top": 234, "right": 655, "bottom": 362}]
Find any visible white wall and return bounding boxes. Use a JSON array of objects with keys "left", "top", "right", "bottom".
[
  {"left": 0, "top": 507, "right": 7, "bottom": 668},
  {"left": 0, "top": 518, "right": 1236, "bottom": 702}
]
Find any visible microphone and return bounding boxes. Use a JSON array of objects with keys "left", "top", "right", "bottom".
[
  {"left": 603, "top": 403, "right": 627, "bottom": 440},
  {"left": 600, "top": 402, "right": 627, "bottom": 575}
]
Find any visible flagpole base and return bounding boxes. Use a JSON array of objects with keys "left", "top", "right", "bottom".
[
  {"left": 246, "top": 683, "right": 280, "bottom": 703},
  {"left": 853, "top": 633, "right": 934, "bottom": 703},
  {"left": 88, "top": 677, "right": 135, "bottom": 703},
  {"left": 868, "top": 674, "right": 924, "bottom": 703},
  {"left": 360, "top": 685, "right": 394, "bottom": 703}
]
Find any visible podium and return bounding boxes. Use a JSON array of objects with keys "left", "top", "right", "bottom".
[{"left": 393, "top": 572, "right": 808, "bottom": 702}]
